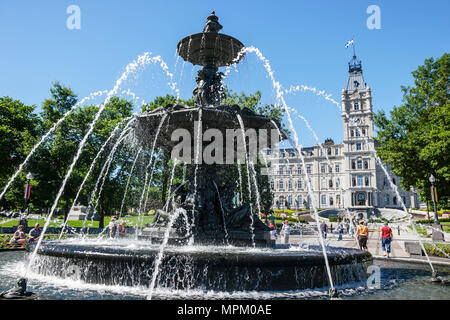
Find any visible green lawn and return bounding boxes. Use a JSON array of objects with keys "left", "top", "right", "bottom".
[{"left": 0, "top": 214, "right": 155, "bottom": 229}]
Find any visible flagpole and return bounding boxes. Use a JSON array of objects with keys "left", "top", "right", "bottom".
[{"left": 352, "top": 36, "right": 356, "bottom": 57}]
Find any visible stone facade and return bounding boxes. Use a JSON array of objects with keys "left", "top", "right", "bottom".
[{"left": 269, "top": 55, "right": 419, "bottom": 214}]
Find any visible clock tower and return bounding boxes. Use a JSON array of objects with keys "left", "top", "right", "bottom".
[{"left": 341, "top": 54, "right": 377, "bottom": 214}]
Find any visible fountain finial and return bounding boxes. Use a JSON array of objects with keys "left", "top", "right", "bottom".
[{"left": 202, "top": 11, "right": 222, "bottom": 33}]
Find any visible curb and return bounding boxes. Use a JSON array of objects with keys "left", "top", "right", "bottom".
[{"left": 373, "top": 256, "right": 450, "bottom": 267}]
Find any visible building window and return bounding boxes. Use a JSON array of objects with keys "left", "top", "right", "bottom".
[
  {"left": 330, "top": 197, "right": 334, "bottom": 206},
  {"left": 297, "top": 166, "right": 302, "bottom": 175},
  {"left": 356, "top": 130, "right": 360, "bottom": 137},
  {"left": 288, "top": 180, "right": 293, "bottom": 190},
  {"left": 281, "top": 152, "right": 285, "bottom": 158},
  {"left": 298, "top": 196, "right": 303, "bottom": 207},
  {"left": 335, "top": 148, "right": 339, "bottom": 155},
  {"left": 327, "top": 148, "right": 331, "bottom": 155},
  {"left": 279, "top": 180, "right": 284, "bottom": 190},
  {"left": 358, "top": 175, "right": 363, "bottom": 186},
  {"left": 306, "top": 165, "right": 311, "bottom": 174},
  {"left": 362, "top": 128, "right": 366, "bottom": 136},
  {"left": 288, "top": 166, "right": 293, "bottom": 175},
  {"left": 356, "top": 143, "right": 362, "bottom": 151},
  {"left": 350, "top": 130, "right": 354, "bottom": 137},
  {"left": 328, "top": 166, "right": 332, "bottom": 173},
  {"left": 297, "top": 180, "right": 302, "bottom": 189},
  {"left": 335, "top": 164, "right": 340, "bottom": 173},
  {"left": 365, "top": 177, "right": 369, "bottom": 186},
  {"left": 321, "top": 164, "right": 326, "bottom": 173},
  {"left": 352, "top": 178, "right": 356, "bottom": 187},
  {"left": 329, "top": 180, "right": 333, "bottom": 188},
  {"left": 354, "top": 102, "right": 359, "bottom": 110},
  {"left": 384, "top": 194, "right": 390, "bottom": 205},
  {"left": 357, "top": 160, "right": 362, "bottom": 169},
  {"left": 336, "top": 195, "right": 341, "bottom": 205},
  {"left": 288, "top": 195, "right": 293, "bottom": 206},
  {"left": 322, "top": 179, "right": 327, "bottom": 189},
  {"left": 364, "top": 160, "right": 368, "bottom": 169},
  {"left": 279, "top": 166, "right": 284, "bottom": 175},
  {"left": 266, "top": 149, "right": 271, "bottom": 155},
  {"left": 270, "top": 181, "right": 274, "bottom": 189},
  {"left": 321, "top": 195, "right": 327, "bottom": 205},
  {"left": 336, "top": 178, "right": 340, "bottom": 188},
  {"left": 289, "top": 152, "right": 295, "bottom": 157},
  {"left": 352, "top": 161, "right": 356, "bottom": 170}
]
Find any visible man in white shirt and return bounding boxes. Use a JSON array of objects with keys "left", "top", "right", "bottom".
[{"left": 281, "top": 220, "right": 291, "bottom": 244}]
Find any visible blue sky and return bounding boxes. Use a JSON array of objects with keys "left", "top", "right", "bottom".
[{"left": 0, "top": 0, "right": 448, "bottom": 146}]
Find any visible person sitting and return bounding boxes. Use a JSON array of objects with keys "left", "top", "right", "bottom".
[
  {"left": 117, "top": 221, "right": 127, "bottom": 238},
  {"left": 27, "top": 223, "right": 42, "bottom": 244},
  {"left": 9, "top": 225, "right": 27, "bottom": 247},
  {"left": 108, "top": 216, "right": 118, "bottom": 238}
]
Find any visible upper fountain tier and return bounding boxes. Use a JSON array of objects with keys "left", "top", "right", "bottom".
[{"left": 177, "top": 11, "right": 245, "bottom": 67}]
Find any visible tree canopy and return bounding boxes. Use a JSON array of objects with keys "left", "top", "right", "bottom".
[{"left": 374, "top": 53, "right": 449, "bottom": 207}]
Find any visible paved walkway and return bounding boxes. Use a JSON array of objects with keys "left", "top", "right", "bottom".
[{"left": 286, "top": 223, "right": 448, "bottom": 260}]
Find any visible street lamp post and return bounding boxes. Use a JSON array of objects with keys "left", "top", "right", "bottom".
[
  {"left": 23, "top": 172, "right": 33, "bottom": 214},
  {"left": 429, "top": 174, "right": 444, "bottom": 242}
]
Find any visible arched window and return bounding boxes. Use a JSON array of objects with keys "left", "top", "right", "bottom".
[
  {"left": 327, "top": 148, "right": 331, "bottom": 155},
  {"left": 352, "top": 177, "right": 356, "bottom": 187},
  {"left": 362, "top": 128, "right": 366, "bottom": 136},
  {"left": 350, "top": 130, "right": 354, "bottom": 137},
  {"left": 336, "top": 178, "right": 340, "bottom": 188},
  {"left": 364, "top": 160, "right": 369, "bottom": 169},
  {"left": 288, "top": 195, "right": 293, "bottom": 205},
  {"left": 356, "top": 130, "right": 360, "bottom": 137},
  {"left": 352, "top": 161, "right": 356, "bottom": 169},
  {"left": 297, "top": 166, "right": 302, "bottom": 175},
  {"left": 365, "top": 177, "right": 369, "bottom": 186},
  {"left": 329, "top": 179, "right": 333, "bottom": 188}
]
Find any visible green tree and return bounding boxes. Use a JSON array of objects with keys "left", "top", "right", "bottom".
[
  {"left": 374, "top": 53, "right": 449, "bottom": 207},
  {"left": 0, "top": 97, "right": 40, "bottom": 210}
]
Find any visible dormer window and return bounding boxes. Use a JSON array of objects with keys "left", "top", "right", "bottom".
[
  {"left": 354, "top": 102, "right": 359, "bottom": 110},
  {"left": 354, "top": 80, "right": 360, "bottom": 88}
]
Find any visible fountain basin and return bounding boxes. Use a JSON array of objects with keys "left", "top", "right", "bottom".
[{"left": 30, "top": 240, "right": 372, "bottom": 292}]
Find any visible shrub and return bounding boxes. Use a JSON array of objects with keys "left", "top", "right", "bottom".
[
  {"left": 328, "top": 217, "right": 338, "bottom": 222},
  {"left": 423, "top": 243, "right": 450, "bottom": 258}
]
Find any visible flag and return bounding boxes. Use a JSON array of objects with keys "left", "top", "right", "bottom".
[{"left": 345, "top": 39, "right": 354, "bottom": 48}]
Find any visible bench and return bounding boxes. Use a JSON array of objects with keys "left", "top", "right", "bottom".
[{"left": 404, "top": 241, "right": 424, "bottom": 256}]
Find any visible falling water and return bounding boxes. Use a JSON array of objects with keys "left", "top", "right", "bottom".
[
  {"left": 119, "top": 147, "right": 143, "bottom": 218},
  {"left": 0, "top": 90, "right": 107, "bottom": 202},
  {"left": 26, "top": 52, "right": 159, "bottom": 273},
  {"left": 236, "top": 114, "right": 256, "bottom": 247},
  {"left": 58, "top": 116, "right": 135, "bottom": 238},
  {"left": 147, "top": 208, "right": 186, "bottom": 300},
  {"left": 213, "top": 181, "right": 230, "bottom": 243},
  {"left": 136, "top": 113, "right": 169, "bottom": 236}
]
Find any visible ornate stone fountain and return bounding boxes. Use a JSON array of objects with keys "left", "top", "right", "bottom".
[
  {"left": 135, "top": 11, "right": 283, "bottom": 247},
  {"left": 30, "top": 12, "right": 372, "bottom": 295}
]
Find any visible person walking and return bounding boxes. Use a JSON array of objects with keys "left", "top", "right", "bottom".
[
  {"left": 281, "top": 220, "right": 291, "bottom": 244},
  {"left": 337, "top": 220, "right": 344, "bottom": 241},
  {"left": 320, "top": 221, "right": 328, "bottom": 239},
  {"left": 381, "top": 222, "right": 393, "bottom": 258},
  {"left": 356, "top": 221, "right": 369, "bottom": 251}
]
